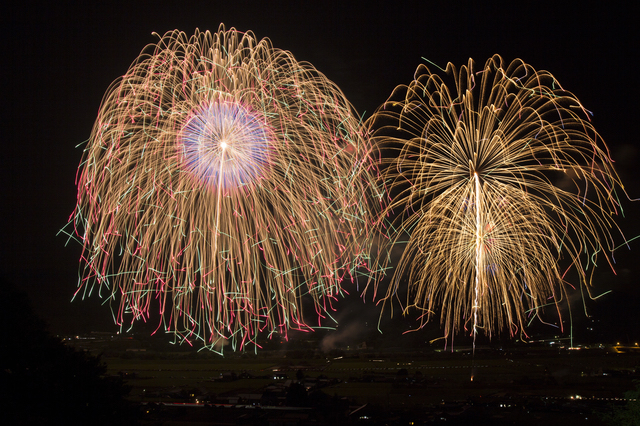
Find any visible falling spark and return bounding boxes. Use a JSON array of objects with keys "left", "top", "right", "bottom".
[{"left": 367, "top": 54, "right": 629, "bottom": 345}]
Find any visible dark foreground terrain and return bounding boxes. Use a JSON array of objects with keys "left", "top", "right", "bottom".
[{"left": 69, "top": 335, "right": 640, "bottom": 425}]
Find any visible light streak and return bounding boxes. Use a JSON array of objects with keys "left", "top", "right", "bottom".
[
  {"left": 367, "top": 54, "right": 629, "bottom": 344},
  {"left": 66, "top": 26, "right": 381, "bottom": 353}
]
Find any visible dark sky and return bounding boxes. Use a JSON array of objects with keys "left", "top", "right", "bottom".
[{"left": 2, "top": 1, "right": 639, "bottom": 342}]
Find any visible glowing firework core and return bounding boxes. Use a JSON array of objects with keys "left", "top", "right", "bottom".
[
  {"left": 178, "top": 100, "right": 273, "bottom": 190},
  {"left": 67, "top": 26, "right": 381, "bottom": 353}
]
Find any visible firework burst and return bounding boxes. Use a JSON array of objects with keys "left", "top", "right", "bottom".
[
  {"left": 68, "top": 26, "right": 380, "bottom": 352},
  {"left": 367, "top": 54, "right": 627, "bottom": 344}
]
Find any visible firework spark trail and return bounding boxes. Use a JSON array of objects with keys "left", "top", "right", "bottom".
[
  {"left": 66, "top": 26, "right": 381, "bottom": 353},
  {"left": 367, "top": 54, "right": 629, "bottom": 345}
]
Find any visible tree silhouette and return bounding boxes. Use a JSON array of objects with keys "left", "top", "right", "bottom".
[
  {"left": 0, "top": 277, "right": 137, "bottom": 425},
  {"left": 601, "top": 380, "right": 640, "bottom": 426}
]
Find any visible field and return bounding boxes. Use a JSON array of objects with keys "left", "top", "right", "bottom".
[{"left": 103, "top": 348, "right": 640, "bottom": 407}]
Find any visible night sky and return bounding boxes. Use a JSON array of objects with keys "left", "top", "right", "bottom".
[{"left": 2, "top": 1, "right": 639, "bottom": 344}]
